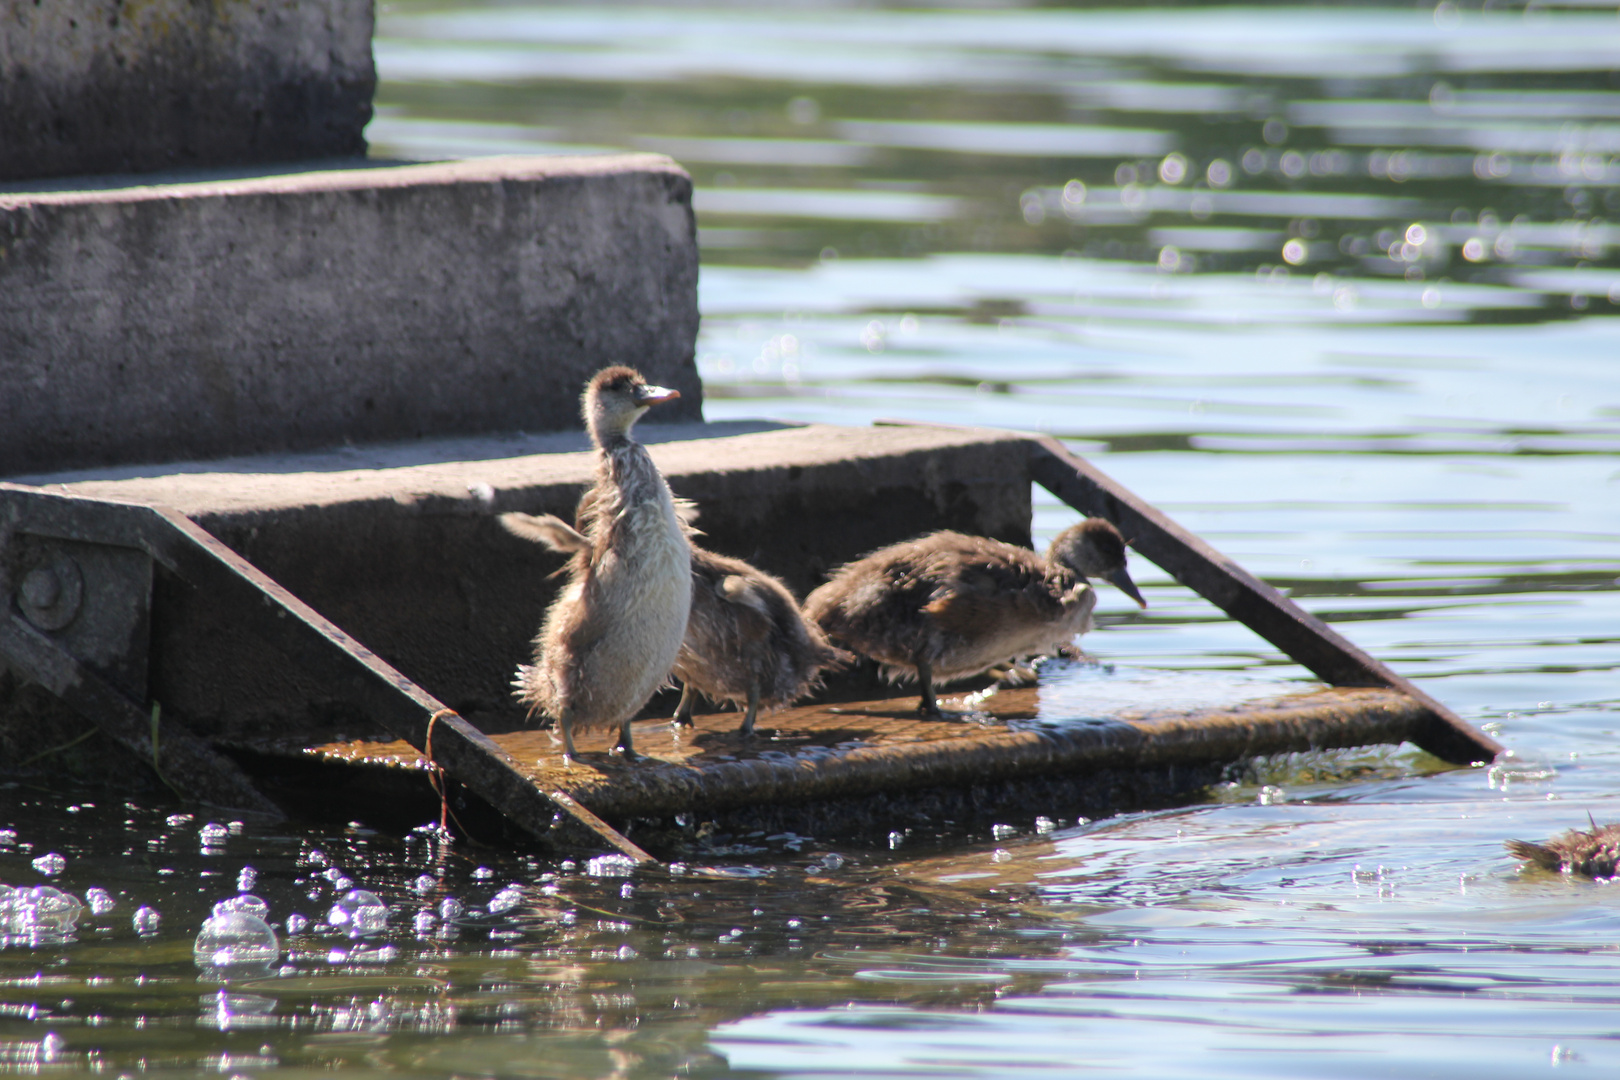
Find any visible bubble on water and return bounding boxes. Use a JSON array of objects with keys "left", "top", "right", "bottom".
[
  {"left": 412, "top": 909, "right": 435, "bottom": 934},
  {"left": 817, "top": 853, "right": 845, "bottom": 872},
  {"left": 0, "top": 829, "right": 17, "bottom": 846},
  {"left": 888, "top": 830, "right": 906, "bottom": 850},
  {"left": 991, "top": 824, "right": 1017, "bottom": 841},
  {"left": 438, "top": 897, "right": 463, "bottom": 920},
  {"left": 133, "top": 906, "right": 162, "bottom": 935},
  {"left": 166, "top": 813, "right": 193, "bottom": 827},
  {"left": 488, "top": 885, "right": 524, "bottom": 914},
  {"left": 1035, "top": 816, "right": 1057, "bottom": 835},
  {"left": 350, "top": 944, "right": 399, "bottom": 964},
  {"left": 1258, "top": 785, "right": 1288, "bottom": 805},
  {"left": 237, "top": 867, "right": 257, "bottom": 892},
  {"left": 0, "top": 886, "right": 83, "bottom": 938},
  {"left": 330, "top": 877, "right": 354, "bottom": 893},
  {"left": 199, "top": 823, "right": 229, "bottom": 850},
  {"left": 322, "top": 867, "right": 345, "bottom": 882},
  {"left": 328, "top": 890, "right": 388, "bottom": 938},
  {"left": 213, "top": 895, "right": 269, "bottom": 921},
  {"left": 991, "top": 849, "right": 1012, "bottom": 863},
  {"left": 194, "top": 911, "right": 279, "bottom": 970},
  {"left": 620, "top": 883, "right": 634, "bottom": 899},
  {"left": 587, "top": 854, "right": 637, "bottom": 878},
  {"left": 284, "top": 913, "right": 309, "bottom": 935},
  {"left": 669, "top": 863, "right": 688, "bottom": 876},
  {"left": 31, "top": 852, "right": 65, "bottom": 876},
  {"left": 471, "top": 867, "right": 494, "bottom": 881},
  {"left": 411, "top": 874, "right": 437, "bottom": 894},
  {"left": 84, "top": 888, "right": 116, "bottom": 915},
  {"left": 559, "top": 860, "right": 577, "bottom": 873}
]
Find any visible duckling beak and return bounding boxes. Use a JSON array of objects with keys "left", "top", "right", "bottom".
[
  {"left": 635, "top": 384, "right": 681, "bottom": 405},
  {"left": 1104, "top": 566, "right": 1148, "bottom": 608}
]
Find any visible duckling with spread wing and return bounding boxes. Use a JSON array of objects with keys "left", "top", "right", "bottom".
[
  {"left": 672, "top": 546, "right": 848, "bottom": 736},
  {"left": 1507, "top": 817, "right": 1620, "bottom": 878},
  {"left": 804, "top": 518, "right": 1145, "bottom": 716},
  {"left": 500, "top": 366, "right": 691, "bottom": 762}
]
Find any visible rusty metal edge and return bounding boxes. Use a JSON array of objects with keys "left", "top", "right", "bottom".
[{"left": 1020, "top": 434, "right": 1502, "bottom": 766}]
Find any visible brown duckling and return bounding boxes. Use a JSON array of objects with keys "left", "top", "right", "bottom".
[
  {"left": 1506, "top": 817, "right": 1620, "bottom": 878},
  {"left": 500, "top": 366, "right": 691, "bottom": 762},
  {"left": 672, "top": 545, "right": 848, "bottom": 736},
  {"left": 804, "top": 518, "right": 1145, "bottom": 716}
]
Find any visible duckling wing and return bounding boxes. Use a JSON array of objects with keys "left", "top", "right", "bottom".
[
  {"left": 921, "top": 560, "right": 1067, "bottom": 637},
  {"left": 1504, "top": 838, "right": 1562, "bottom": 871},
  {"left": 719, "top": 573, "right": 773, "bottom": 617},
  {"left": 500, "top": 512, "right": 589, "bottom": 553}
]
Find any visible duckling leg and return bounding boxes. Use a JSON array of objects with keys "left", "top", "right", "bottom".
[
  {"left": 559, "top": 710, "right": 579, "bottom": 763},
  {"left": 615, "top": 719, "right": 638, "bottom": 761},
  {"left": 915, "top": 656, "right": 941, "bottom": 718},
  {"left": 673, "top": 683, "right": 696, "bottom": 728},
  {"left": 738, "top": 682, "right": 761, "bottom": 737}
]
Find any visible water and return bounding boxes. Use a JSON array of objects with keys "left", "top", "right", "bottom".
[{"left": 4, "top": 1, "right": 1620, "bottom": 1075}]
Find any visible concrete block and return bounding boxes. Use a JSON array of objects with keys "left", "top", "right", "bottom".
[
  {"left": 0, "top": 0, "right": 374, "bottom": 180},
  {"left": 11, "top": 422, "right": 1035, "bottom": 744},
  {"left": 0, "top": 155, "right": 703, "bottom": 474}
]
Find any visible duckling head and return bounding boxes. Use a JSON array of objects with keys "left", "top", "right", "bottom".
[
  {"left": 583, "top": 366, "right": 681, "bottom": 445},
  {"left": 1047, "top": 518, "right": 1147, "bottom": 608}
]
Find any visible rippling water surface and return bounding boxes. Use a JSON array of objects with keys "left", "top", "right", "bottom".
[{"left": 4, "top": 2, "right": 1619, "bottom": 1076}]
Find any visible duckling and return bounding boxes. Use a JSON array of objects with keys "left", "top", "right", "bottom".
[
  {"left": 672, "top": 545, "right": 848, "bottom": 736},
  {"left": 500, "top": 366, "right": 691, "bottom": 762},
  {"left": 1506, "top": 817, "right": 1620, "bottom": 878},
  {"left": 804, "top": 518, "right": 1145, "bottom": 717}
]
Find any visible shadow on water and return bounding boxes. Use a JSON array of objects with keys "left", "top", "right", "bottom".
[{"left": 3, "top": 1, "right": 1619, "bottom": 1077}]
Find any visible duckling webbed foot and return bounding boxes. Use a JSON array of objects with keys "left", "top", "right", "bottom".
[
  {"left": 914, "top": 658, "right": 947, "bottom": 719},
  {"left": 737, "top": 684, "right": 761, "bottom": 737},
  {"left": 672, "top": 684, "right": 696, "bottom": 728},
  {"left": 613, "top": 720, "right": 639, "bottom": 762}
]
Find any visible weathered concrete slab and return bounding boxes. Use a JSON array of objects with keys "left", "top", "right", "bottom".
[
  {"left": 7, "top": 423, "right": 1035, "bottom": 749},
  {"left": 0, "top": 155, "right": 702, "bottom": 475},
  {"left": 0, "top": 0, "right": 374, "bottom": 180}
]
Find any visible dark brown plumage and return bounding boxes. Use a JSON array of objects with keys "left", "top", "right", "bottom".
[
  {"left": 499, "top": 366, "right": 690, "bottom": 762},
  {"left": 672, "top": 546, "right": 848, "bottom": 736},
  {"left": 804, "top": 518, "right": 1144, "bottom": 716},
  {"left": 1506, "top": 819, "right": 1620, "bottom": 878}
]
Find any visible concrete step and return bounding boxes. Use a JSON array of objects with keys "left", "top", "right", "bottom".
[{"left": 1, "top": 154, "right": 701, "bottom": 475}]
